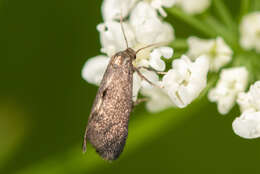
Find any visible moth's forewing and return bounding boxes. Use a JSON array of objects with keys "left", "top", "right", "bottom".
[{"left": 85, "top": 49, "right": 135, "bottom": 160}]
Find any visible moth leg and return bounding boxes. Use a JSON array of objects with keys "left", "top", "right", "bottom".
[
  {"left": 133, "top": 67, "right": 162, "bottom": 88},
  {"left": 137, "top": 66, "right": 167, "bottom": 75},
  {"left": 82, "top": 128, "right": 88, "bottom": 153},
  {"left": 133, "top": 98, "right": 149, "bottom": 107}
]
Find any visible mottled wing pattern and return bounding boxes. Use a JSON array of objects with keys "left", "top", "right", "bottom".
[{"left": 85, "top": 50, "right": 134, "bottom": 160}]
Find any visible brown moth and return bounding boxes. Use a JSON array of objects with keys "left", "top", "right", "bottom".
[
  {"left": 83, "top": 17, "right": 160, "bottom": 161},
  {"left": 83, "top": 47, "right": 135, "bottom": 160}
]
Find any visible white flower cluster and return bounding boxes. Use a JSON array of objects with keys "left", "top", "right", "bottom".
[
  {"left": 233, "top": 81, "right": 260, "bottom": 139},
  {"left": 240, "top": 12, "right": 260, "bottom": 53},
  {"left": 82, "top": 0, "right": 260, "bottom": 142},
  {"left": 82, "top": 0, "right": 210, "bottom": 112}
]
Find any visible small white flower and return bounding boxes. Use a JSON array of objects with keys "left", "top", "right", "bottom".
[
  {"left": 232, "top": 112, "right": 260, "bottom": 139},
  {"left": 162, "top": 55, "right": 209, "bottom": 108},
  {"left": 240, "top": 12, "right": 260, "bottom": 53},
  {"left": 175, "top": 0, "right": 211, "bottom": 14},
  {"left": 237, "top": 81, "right": 260, "bottom": 113},
  {"left": 82, "top": 55, "right": 110, "bottom": 86},
  {"left": 97, "top": 21, "right": 136, "bottom": 56},
  {"left": 149, "top": 47, "right": 174, "bottom": 71},
  {"left": 141, "top": 87, "right": 174, "bottom": 112},
  {"left": 233, "top": 81, "right": 260, "bottom": 139},
  {"left": 208, "top": 67, "right": 249, "bottom": 115},
  {"left": 150, "top": 0, "right": 176, "bottom": 17},
  {"left": 187, "top": 36, "right": 233, "bottom": 72},
  {"left": 101, "top": 0, "right": 138, "bottom": 21},
  {"left": 130, "top": 2, "right": 174, "bottom": 45}
]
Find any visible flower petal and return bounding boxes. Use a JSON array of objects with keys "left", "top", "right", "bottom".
[
  {"left": 97, "top": 21, "right": 136, "bottom": 56},
  {"left": 130, "top": 2, "right": 174, "bottom": 45},
  {"left": 150, "top": 0, "right": 176, "bottom": 17},
  {"left": 237, "top": 81, "right": 260, "bottom": 113},
  {"left": 101, "top": 0, "right": 138, "bottom": 21},
  {"left": 81, "top": 55, "right": 109, "bottom": 86},
  {"left": 140, "top": 70, "right": 160, "bottom": 89},
  {"left": 132, "top": 72, "right": 142, "bottom": 101},
  {"left": 141, "top": 87, "right": 174, "bottom": 113},
  {"left": 149, "top": 47, "right": 174, "bottom": 71}
]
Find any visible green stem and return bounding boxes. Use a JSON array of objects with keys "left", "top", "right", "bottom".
[
  {"left": 198, "top": 74, "right": 218, "bottom": 100},
  {"left": 203, "top": 15, "right": 237, "bottom": 49},
  {"left": 252, "top": 0, "right": 260, "bottom": 11},
  {"left": 213, "top": 0, "right": 237, "bottom": 32},
  {"left": 232, "top": 51, "right": 260, "bottom": 83},
  {"left": 240, "top": 0, "right": 251, "bottom": 20},
  {"left": 167, "top": 7, "right": 216, "bottom": 38},
  {"left": 173, "top": 51, "right": 186, "bottom": 59}
]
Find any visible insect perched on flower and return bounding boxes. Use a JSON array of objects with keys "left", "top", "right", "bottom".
[
  {"left": 82, "top": 0, "right": 260, "bottom": 161},
  {"left": 82, "top": 14, "right": 175, "bottom": 160}
]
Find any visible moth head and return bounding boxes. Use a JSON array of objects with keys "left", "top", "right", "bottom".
[{"left": 125, "top": 48, "right": 136, "bottom": 60}]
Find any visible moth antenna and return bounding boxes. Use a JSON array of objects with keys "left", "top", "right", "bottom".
[
  {"left": 120, "top": 12, "right": 129, "bottom": 48},
  {"left": 136, "top": 42, "right": 168, "bottom": 54}
]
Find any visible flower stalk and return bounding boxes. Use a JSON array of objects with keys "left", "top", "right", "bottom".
[
  {"left": 213, "top": 0, "right": 237, "bottom": 33},
  {"left": 167, "top": 7, "right": 216, "bottom": 37}
]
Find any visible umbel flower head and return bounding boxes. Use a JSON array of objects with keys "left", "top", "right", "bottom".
[{"left": 82, "top": 0, "right": 260, "bottom": 140}]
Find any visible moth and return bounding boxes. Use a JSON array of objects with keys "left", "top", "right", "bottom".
[{"left": 83, "top": 17, "right": 161, "bottom": 161}]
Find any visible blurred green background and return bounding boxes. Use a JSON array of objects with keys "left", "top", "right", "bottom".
[{"left": 3, "top": 0, "right": 260, "bottom": 174}]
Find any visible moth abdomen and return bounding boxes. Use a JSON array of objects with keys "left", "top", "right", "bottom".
[
  {"left": 93, "top": 126, "right": 128, "bottom": 160},
  {"left": 86, "top": 116, "right": 129, "bottom": 160}
]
